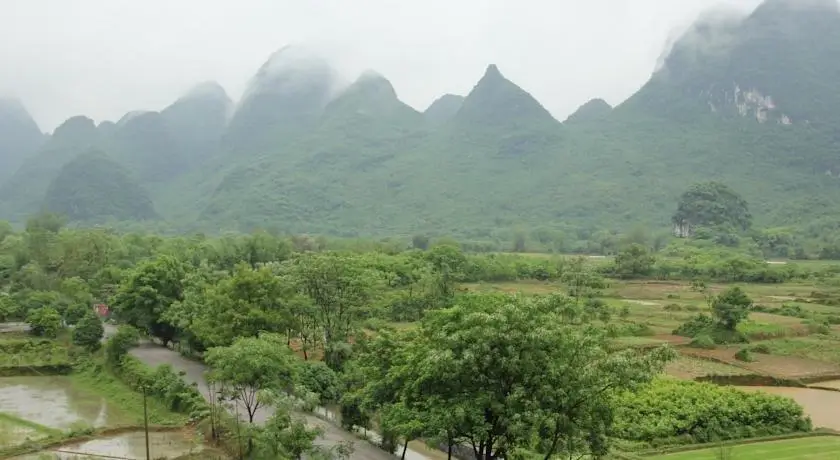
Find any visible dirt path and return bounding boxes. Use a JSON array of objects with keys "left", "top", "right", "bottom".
[{"left": 128, "top": 341, "right": 415, "bottom": 460}]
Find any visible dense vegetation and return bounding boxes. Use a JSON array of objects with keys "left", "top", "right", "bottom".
[
  {"left": 0, "top": 212, "right": 822, "bottom": 459},
  {"left": 2, "top": 0, "right": 840, "bottom": 249}
]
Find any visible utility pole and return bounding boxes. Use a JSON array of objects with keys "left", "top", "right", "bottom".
[{"left": 143, "top": 385, "right": 151, "bottom": 460}]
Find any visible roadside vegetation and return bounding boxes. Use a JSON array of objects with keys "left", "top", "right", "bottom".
[{"left": 4, "top": 198, "right": 840, "bottom": 458}]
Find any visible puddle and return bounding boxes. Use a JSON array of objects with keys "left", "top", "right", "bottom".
[
  {"left": 0, "top": 376, "right": 130, "bottom": 430},
  {"left": 735, "top": 386, "right": 840, "bottom": 431},
  {"left": 12, "top": 430, "right": 210, "bottom": 460}
]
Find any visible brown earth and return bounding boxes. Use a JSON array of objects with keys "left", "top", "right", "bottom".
[{"left": 680, "top": 347, "right": 840, "bottom": 380}]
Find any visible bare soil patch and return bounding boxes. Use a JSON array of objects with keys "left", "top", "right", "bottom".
[{"left": 680, "top": 347, "right": 840, "bottom": 380}]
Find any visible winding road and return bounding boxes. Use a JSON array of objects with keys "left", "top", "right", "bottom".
[{"left": 115, "top": 328, "right": 430, "bottom": 460}]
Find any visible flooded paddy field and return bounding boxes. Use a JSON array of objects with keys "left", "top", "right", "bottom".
[
  {"left": 9, "top": 430, "right": 224, "bottom": 460},
  {"left": 0, "top": 376, "right": 132, "bottom": 431},
  {"left": 736, "top": 386, "right": 840, "bottom": 431}
]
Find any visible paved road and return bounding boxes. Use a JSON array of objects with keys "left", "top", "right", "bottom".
[{"left": 127, "top": 340, "right": 426, "bottom": 460}]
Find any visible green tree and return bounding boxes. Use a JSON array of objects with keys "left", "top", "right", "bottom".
[
  {"left": 104, "top": 325, "right": 140, "bottom": 366},
  {"left": 365, "top": 294, "right": 674, "bottom": 459},
  {"left": 614, "top": 243, "right": 656, "bottom": 278},
  {"left": 112, "top": 254, "right": 186, "bottom": 346},
  {"left": 286, "top": 253, "right": 379, "bottom": 370},
  {"left": 712, "top": 286, "right": 753, "bottom": 331},
  {"left": 27, "top": 307, "right": 62, "bottom": 338},
  {"left": 672, "top": 182, "right": 752, "bottom": 235},
  {"left": 0, "top": 295, "right": 20, "bottom": 322},
  {"left": 205, "top": 333, "right": 298, "bottom": 424},
  {"left": 73, "top": 311, "right": 105, "bottom": 351},
  {"left": 253, "top": 408, "right": 321, "bottom": 460}
]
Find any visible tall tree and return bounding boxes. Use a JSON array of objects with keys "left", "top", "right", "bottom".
[
  {"left": 285, "top": 253, "right": 379, "bottom": 370},
  {"left": 672, "top": 182, "right": 752, "bottom": 235},
  {"left": 379, "top": 293, "right": 674, "bottom": 459},
  {"left": 112, "top": 254, "right": 186, "bottom": 346},
  {"left": 205, "top": 333, "right": 298, "bottom": 424}
]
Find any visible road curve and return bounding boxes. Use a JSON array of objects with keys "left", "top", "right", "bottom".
[{"left": 127, "top": 341, "right": 415, "bottom": 460}]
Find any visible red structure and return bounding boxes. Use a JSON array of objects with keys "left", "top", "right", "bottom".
[{"left": 94, "top": 304, "right": 110, "bottom": 317}]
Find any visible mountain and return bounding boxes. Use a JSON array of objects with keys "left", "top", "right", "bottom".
[
  {"left": 453, "top": 64, "right": 559, "bottom": 131},
  {"left": 43, "top": 151, "right": 156, "bottom": 222},
  {"left": 0, "top": 99, "right": 43, "bottom": 183},
  {"left": 223, "top": 46, "right": 340, "bottom": 153},
  {"left": 424, "top": 94, "right": 465, "bottom": 125},
  {"left": 0, "top": 116, "right": 100, "bottom": 221},
  {"left": 3, "top": 0, "right": 840, "bottom": 239},
  {"left": 161, "top": 81, "right": 231, "bottom": 168},
  {"left": 564, "top": 99, "right": 612, "bottom": 124}
]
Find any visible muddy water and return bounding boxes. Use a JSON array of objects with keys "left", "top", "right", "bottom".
[
  {"left": 735, "top": 386, "right": 840, "bottom": 431},
  {"left": 13, "top": 430, "right": 214, "bottom": 460},
  {"left": 0, "top": 376, "right": 130, "bottom": 430}
]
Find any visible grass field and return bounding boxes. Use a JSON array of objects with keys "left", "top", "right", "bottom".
[{"left": 652, "top": 436, "right": 840, "bottom": 459}]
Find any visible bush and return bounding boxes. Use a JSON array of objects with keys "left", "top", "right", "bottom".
[
  {"left": 26, "top": 307, "right": 62, "bottom": 338},
  {"left": 673, "top": 314, "right": 716, "bottom": 338},
  {"left": 612, "top": 379, "right": 812, "bottom": 445},
  {"left": 684, "top": 305, "right": 700, "bottom": 312},
  {"left": 825, "top": 315, "right": 840, "bottom": 325},
  {"left": 735, "top": 348, "right": 754, "bottom": 362},
  {"left": 805, "top": 321, "right": 831, "bottom": 335},
  {"left": 297, "top": 360, "right": 342, "bottom": 404},
  {"left": 663, "top": 304, "right": 683, "bottom": 312},
  {"left": 105, "top": 325, "right": 140, "bottom": 366},
  {"left": 114, "top": 355, "right": 208, "bottom": 420},
  {"left": 690, "top": 334, "right": 716, "bottom": 349},
  {"left": 750, "top": 344, "right": 771, "bottom": 354},
  {"left": 73, "top": 313, "right": 105, "bottom": 351}
]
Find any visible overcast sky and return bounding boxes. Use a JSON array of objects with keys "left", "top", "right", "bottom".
[{"left": 1, "top": 0, "right": 765, "bottom": 132}]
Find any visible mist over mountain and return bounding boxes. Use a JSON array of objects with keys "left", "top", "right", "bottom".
[
  {"left": 1, "top": 0, "right": 839, "bottom": 240},
  {"left": 43, "top": 150, "right": 157, "bottom": 222},
  {"left": 0, "top": 98, "right": 43, "bottom": 184}
]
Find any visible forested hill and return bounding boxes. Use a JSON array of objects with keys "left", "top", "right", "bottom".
[{"left": 1, "top": 0, "right": 839, "bottom": 239}]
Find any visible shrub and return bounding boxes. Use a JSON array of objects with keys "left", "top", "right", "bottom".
[
  {"left": 663, "top": 304, "right": 683, "bottom": 312},
  {"left": 684, "top": 304, "right": 700, "bottom": 312},
  {"left": 735, "top": 348, "right": 754, "bottom": 362},
  {"left": 297, "top": 360, "right": 342, "bottom": 404},
  {"left": 27, "top": 307, "right": 62, "bottom": 338},
  {"left": 690, "top": 334, "right": 716, "bottom": 349},
  {"left": 805, "top": 321, "right": 831, "bottom": 335},
  {"left": 73, "top": 312, "right": 105, "bottom": 352},
  {"left": 750, "top": 344, "right": 771, "bottom": 354},
  {"left": 612, "top": 379, "right": 811, "bottom": 445},
  {"left": 825, "top": 315, "right": 840, "bottom": 325},
  {"left": 673, "top": 314, "right": 716, "bottom": 338}
]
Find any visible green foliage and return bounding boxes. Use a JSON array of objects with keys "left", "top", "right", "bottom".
[
  {"left": 711, "top": 287, "right": 753, "bottom": 331},
  {"left": 26, "top": 307, "right": 61, "bottom": 338},
  {"left": 112, "top": 254, "right": 186, "bottom": 346},
  {"left": 108, "top": 355, "right": 208, "bottom": 421},
  {"left": 0, "top": 338, "right": 70, "bottom": 367},
  {"left": 43, "top": 151, "right": 157, "bottom": 222},
  {"left": 612, "top": 379, "right": 811, "bottom": 446},
  {"left": 205, "top": 333, "right": 299, "bottom": 423},
  {"left": 734, "top": 347, "right": 755, "bottom": 362},
  {"left": 689, "top": 334, "right": 716, "bottom": 350},
  {"left": 72, "top": 312, "right": 104, "bottom": 351},
  {"left": 104, "top": 325, "right": 140, "bottom": 366},
  {"left": 613, "top": 244, "right": 656, "bottom": 278},
  {"left": 672, "top": 182, "right": 752, "bottom": 232},
  {"left": 297, "top": 360, "right": 341, "bottom": 404},
  {"left": 345, "top": 293, "right": 675, "bottom": 459}
]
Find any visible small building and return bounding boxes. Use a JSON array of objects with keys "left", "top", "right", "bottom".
[{"left": 93, "top": 304, "right": 110, "bottom": 317}]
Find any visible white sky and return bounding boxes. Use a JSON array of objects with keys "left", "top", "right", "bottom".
[{"left": 1, "top": 0, "right": 765, "bottom": 132}]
